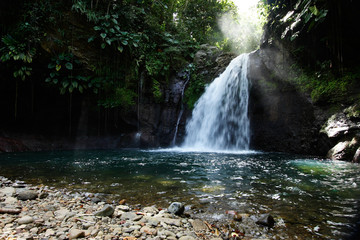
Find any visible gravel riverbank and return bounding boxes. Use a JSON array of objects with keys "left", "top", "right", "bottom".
[{"left": 0, "top": 176, "right": 275, "bottom": 240}]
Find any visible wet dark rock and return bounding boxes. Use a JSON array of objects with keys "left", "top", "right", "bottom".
[
  {"left": 0, "top": 137, "right": 29, "bottom": 152},
  {"left": 255, "top": 213, "right": 275, "bottom": 228},
  {"left": 93, "top": 204, "right": 114, "bottom": 217},
  {"left": 327, "top": 136, "right": 359, "bottom": 160},
  {"left": 322, "top": 105, "right": 360, "bottom": 161},
  {"left": 248, "top": 49, "right": 318, "bottom": 155},
  {"left": 233, "top": 214, "right": 243, "bottom": 222},
  {"left": 321, "top": 112, "right": 360, "bottom": 138},
  {"left": 39, "top": 192, "right": 49, "bottom": 199},
  {"left": 168, "top": 202, "right": 185, "bottom": 215},
  {"left": 16, "top": 190, "right": 38, "bottom": 201},
  {"left": 353, "top": 147, "right": 360, "bottom": 163}
]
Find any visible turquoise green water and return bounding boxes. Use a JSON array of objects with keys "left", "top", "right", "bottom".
[{"left": 0, "top": 149, "right": 360, "bottom": 239}]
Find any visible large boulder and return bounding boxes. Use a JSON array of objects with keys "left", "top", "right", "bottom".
[
  {"left": 248, "top": 48, "right": 319, "bottom": 154},
  {"left": 322, "top": 105, "right": 360, "bottom": 161}
]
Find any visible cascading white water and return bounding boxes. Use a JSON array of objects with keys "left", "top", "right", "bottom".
[{"left": 182, "top": 53, "right": 250, "bottom": 151}]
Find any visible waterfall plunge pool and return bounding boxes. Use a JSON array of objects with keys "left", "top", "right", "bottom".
[{"left": 1, "top": 149, "right": 360, "bottom": 239}]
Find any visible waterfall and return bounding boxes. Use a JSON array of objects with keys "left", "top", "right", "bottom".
[{"left": 182, "top": 53, "right": 250, "bottom": 151}]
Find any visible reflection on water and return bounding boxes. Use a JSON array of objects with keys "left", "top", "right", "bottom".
[{"left": 0, "top": 149, "right": 360, "bottom": 239}]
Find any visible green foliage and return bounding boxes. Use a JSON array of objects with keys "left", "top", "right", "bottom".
[
  {"left": 45, "top": 52, "right": 99, "bottom": 94},
  {"left": 293, "top": 66, "right": 360, "bottom": 104},
  {"left": 1, "top": 0, "right": 235, "bottom": 113},
  {"left": 184, "top": 69, "right": 205, "bottom": 109},
  {"left": 98, "top": 86, "right": 137, "bottom": 109},
  {"left": 152, "top": 79, "right": 163, "bottom": 103},
  {"left": 145, "top": 52, "right": 169, "bottom": 77},
  {"left": 0, "top": 34, "right": 36, "bottom": 81},
  {"left": 175, "top": 0, "right": 235, "bottom": 44},
  {"left": 265, "top": 0, "right": 328, "bottom": 42},
  {"left": 90, "top": 14, "right": 141, "bottom": 51}
]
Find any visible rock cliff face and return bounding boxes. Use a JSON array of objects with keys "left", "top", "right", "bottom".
[
  {"left": 246, "top": 45, "right": 360, "bottom": 161},
  {"left": 248, "top": 48, "right": 320, "bottom": 154},
  {"left": 135, "top": 45, "right": 236, "bottom": 148},
  {"left": 135, "top": 69, "right": 190, "bottom": 148}
]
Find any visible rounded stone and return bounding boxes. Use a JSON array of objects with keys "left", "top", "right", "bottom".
[
  {"left": 16, "top": 190, "right": 38, "bottom": 200},
  {"left": 18, "top": 216, "right": 34, "bottom": 224},
  {"left": 168, "top": 202, "right": 185, "bottom": 215}
]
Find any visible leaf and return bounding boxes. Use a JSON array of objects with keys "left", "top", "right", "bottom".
[
  {"left": 100, "top": 33, "right": 107, "bottom": 39},
  {"left": 65, "top": 62, "right": 73, "bottom": 70},
  {"left": 88, "top": 36, "right": 95, "bottom": 42},
  {"left": 133, "top": 42, "right": 138, "bottom": 48},
  {"left": 101, "top": 43, "right": 106, "bottom": 49},
  {"left": 117, "top": 45, "right": 123, "bottom": 52},
  {"left": 121, "top": 40, "right": 128, "bottom": 45},
  {"left": 48, "top": 63, "right": 56, "bottom": 69},
  {"left": 315, "top": 10, "right": 328, "bottom": 22},
  {"left": 94, "top": 26, "right": 101, "bottom": 31},
  {"left": 290, "top": 31, "right": 300, "bottom": 41},
  {"left": 63, "top": 81, "right": 69, "bottom": 88},
  {"left": 72, "top": 81, "right": 78, "bottom": 88},
  {"left": 56, "top": 64, "right": 61, "bottom": 71},
  {"left": 106, "top": 39, "right": 111, "bottom": 45},
  {"left": 52, "top": 79, "right": 58, "bottom": 84},
  {"left": 112, "top": 18, "right": 118, "bottom": 24},
  {"left": 79, "top": 85, "right": 83, "bottom": 93},
  {"left": 309, "top": 5, "right": 319, "bottom": 16},
  {"left": 45, "top": 78, "right": 51, "bottom": 82},
  {"left": 50, "top": 72, "right": 56, "bottom": 78},
  {"left": 304, "top": 12, "right": 312, "bottom": 23}
]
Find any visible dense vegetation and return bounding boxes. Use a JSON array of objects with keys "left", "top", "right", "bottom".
[
  {"left": 0, "top": 0, "right": 237, "bottom": 136},
  {"left": 263, "top": 0, "right": 360, "bottom": 105},
  {"left": 0, "top": 0, "right": 359, "bottom": 140}
]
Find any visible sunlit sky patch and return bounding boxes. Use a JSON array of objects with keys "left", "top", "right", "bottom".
[
  {"left": 232, "top": 0, "right": 259, "bottom": 13},
  {"left": 218, "top": 0, "right": 263, "bottom": 54}
]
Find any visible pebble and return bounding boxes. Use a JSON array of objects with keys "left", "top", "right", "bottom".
[
  {"left": 17, "top": 216, "right": 34, "bottom": 224},
  {"left": 68, "top": 228, "right": 85, "bottom": 239},
  {"left": 190, "top": 219, "right": 209, "bottom": 232},
  {"left": 0, "top": 176, "right": 274, "bottom": 240},
  {"left": 93, "top": 204, "right": 114, "bottom": 217}
]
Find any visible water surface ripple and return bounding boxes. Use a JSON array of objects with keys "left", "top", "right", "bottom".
[{"left": 1, "top": 149, "right": 360, "bottom": 239}]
